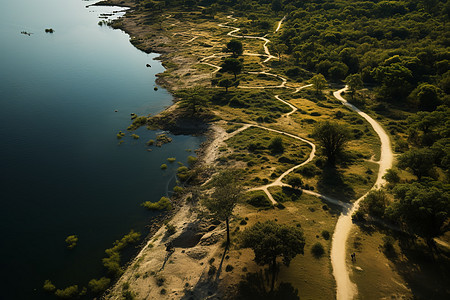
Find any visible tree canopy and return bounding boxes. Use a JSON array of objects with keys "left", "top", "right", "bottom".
[
  {"left": 313, "top": 121, "right": 352, "bottom": 164},
  {"left": 241, "top": 220, "right": 305, "bottom": 292}
]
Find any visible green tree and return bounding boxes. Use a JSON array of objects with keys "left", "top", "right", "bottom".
[
  {"left": 180, "top": 87, "right": 208, "bottom": 115},
  {"left": 410, "top": 83, "right": 441, "bottom": 111},
  {"left": 359, "top": 189, "right": 389, "bottom": 218},
  {"left": 271, "top": 0, "right": 282, "bottom": 11},
  {"left": 328, "top": 62, "right": 348, "bottom": 81},
  {"left": 218, "top": 78, "right": 233, "bottom": 92},
  {"left": 220, "top": 58, "right": 243, "bottom": 79},
  {"left": 202, "top": 170, "right": 242, "bottom": 246},
  {"left": 287, "top": 175, "right": 303, "bottom": 189},
  {"left": 226, "top": 39, "right": 243, "bottom": 57},
  {"left": 55, "top": 285, "right": 79, "bottom": 299},
  {"left": 387, "top": 182, "right": 449, "bottom": 253},
  {"left": 373, "top": 62, "right": 413, "bottom": 100},
  {"left": 241, "top": 220, "right": 305, "bottom": 292},
  {"left": 313, "top": 121, "right": 352, "bottom": 164},
  {"left": 345, "top": 74, "right": 363, "bottom": 100},
  {"left": 310, "top": 73, "right": 327, "bottom": 94},
  {"left": 397, "top": 148, "right": 435, "bottom": 180},
  {"left": 269, "top": 136, "right": 284, "bottom": 154}
]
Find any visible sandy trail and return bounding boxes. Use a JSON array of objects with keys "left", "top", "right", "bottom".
[
  {"left": 330, "top": 87, "right": 393, "bottom": 300},
  {"left": 202, "top": 16, "right": 395, "bottom": 300}
]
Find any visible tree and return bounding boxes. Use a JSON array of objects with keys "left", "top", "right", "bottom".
[
  {"left": 220, "top": 58, "right": 243, "bottom": 79},
  {"left": 287, "top": 175, "right": 303, "bottom": 189},
  {"left": 180, "top": 87, "right": 208, "bottom": 114},
  {"left": 271, "top": 0, "right": 282, "bottom": 11},
  {"left": 313, "top": 121, "right": 352, "bottom": 164},
  {"left": 310, "top": 73, "right": 327, "bottom": 94},
  {"left": 226, "top": 39, "right": 243, "bottom": 57},
  {"left": 88, "top": 277, "right": 111, "bottom": 294},
  {"left": 218, "top": 78, "right": 233, "bottom": 92},
  {"left": 345, "top": 74, "right": 363, "bottom": 100},
  {"left": 269, "top": 136, "right": 284, "bottom": 154},
  {"left": 202, "top": 170, "right": 242, "bottom": 246},
  {"left": 397, "top": 148, "right": 435, "bottom": 180},
  {"left": 373, "top": 62, "right": 413, "bottom": 100},
  {"left": 241, "top": 221, "right": 305, "bottom": 292},
  {"left": 328, "top": 62, "right": 349, "bottom": 81},
  {"left": 359, "top": 189, "right": 389, "bottom": 218},
  {"left": 409, "top": 83, "right": 441, "bottom": 111},
  {"left": 387, "top": 182, "right": 449, "bottom": 253}
]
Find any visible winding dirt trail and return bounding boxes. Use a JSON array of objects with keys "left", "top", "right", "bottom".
[
  {"left": 202, "top": 15, "right": 394, "bottom": 300},
  {"left": 331, "top": 87, "right": 394, "bottom": 300}
]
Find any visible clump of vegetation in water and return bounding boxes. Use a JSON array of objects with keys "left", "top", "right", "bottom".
[
  {"left": 44, "top": 28, "right": 54, "bottom": 33},
  {"left": 55, "top": 285, "right": 79, "bottom": 298},
  {"left": 117, "top": 131, "right": 125, "bottom": 139},
  {"left": 128, "top": 115, "right": 148, "bottom": 131},
  {"left": 43, "top": 280, "right": 56, "bottom": 293},
  {"left": 131, "top": 134, "right": 139, "bottom": 139},
  {"left": 65, "top": 235, "right": 78, "bottom": 249},
  {"left": 160, "top": 164, "right": 167, "bottom": 170},
  {"left": 167, "top": 157, "right": 176, "bottom": 163},
  {"left": 88, "top": 277, "right": 111, "bottom": 294},
  {"left": 187, "top": 156, "right": 198, "bottom": 168},
  {"left": 146, "top": 139, "right": 154, "bottom": 146},
  {"left": 155, "top": 134, "right": 172, "bottom": 146},
  {"left": 102, "top": 230, "right": 141, "bottom": 278},
  {"left": 173, "top": 186, "right": 184, "bottom": 195},
  {"left": 176, "top": 166, "right": 189, "bottom": 181},
  {"left": 141, "top": 197, "right": 172, "bottom": 211}
]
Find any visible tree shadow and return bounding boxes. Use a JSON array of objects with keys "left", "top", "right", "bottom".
[
  {"left": 384, "top": 232, "right": 450, "bottom": 298},
  {"left": 236, "top": 271, "right": 300, "bottom": 300},
  {"left": 316, "top": 165, "right": 355, "bottom": 202}
]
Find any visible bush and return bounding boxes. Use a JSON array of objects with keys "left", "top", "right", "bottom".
[
  {"left": 177, "top": 166, "right": 190, "bottom": 181},
  {"left": 352, "top": 210, "right": 365, "bottom": 222},
  {"left": 287, "top": 175, "right": 303, "bottom": 189},
  {"left": 43, "top": 280, "right": 56, "bottom": 293},
  {"left": 173, "top": 186, "right": 184, "bottom": 195},
  {"left": 141, "top": 197, "right": 172, "bottom": 211},
  {"left": 269, "top": 137, "right": 284, "bottom": 154},
  {"left": 54, "top": 285, "right": 79, "bottom": 299},
  {"left": 166, "top": 224, "right": 176, "bottom": 235},
  {"left": 311, "top": 242, "right": 325, "bottom": 258},
  {"left": 65, "top": 235, "right": 78, "bottom": 249},
  {"left": 296, "top": 164, "right": 321, "bottom": 177},
  {"left": 247, "top": 193, "right": 272, "bottom": 208},
  {"left": 382, "top": 236, "right": 396, "bottom": 254},
  {"left": 225, "top": 264, "right": 234, "bottom": 272},
  {"left": 88, "top": 277, "right": 111, "bottom": 294},
  {"left": 321, "top": 230, "right": 330, "bottom": 240},
  {"left": 187, "top": 156, "right": 198, "bottom": 168}
]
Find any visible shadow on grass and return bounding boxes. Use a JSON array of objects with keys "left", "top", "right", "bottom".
[
  {"left": 385, "top": 233, "right": 450, "bottom": 299},
  {"left": 317, "top": 165, "right": 355, "bottom": 202},
  {"left": 236, "top": 271, "right": 300, "bottom": 300}
]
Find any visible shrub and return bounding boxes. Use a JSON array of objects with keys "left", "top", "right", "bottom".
[
  {"left": 88, "top": 277, "right": 111, "bottom": 294},
  {"left": 352, "top": 210, "right": 365, "bottom": 222},
  {"left": 321, "top": 230, "right": 330, "bottom": 240},
  {"left": 187, "top": 156, "right": 198, "bottom": 168},
  {"left": 382, "top": 236, "right": 396, "bottom": 254},
  {"left": 43, "top": 280, "right": 56, "bottom": 293},
  {"left": 177, "top": 166, "right": 190, "bottom": 181},
  {"left": 160, "top": 164, "right": 167, "bottom": 170},
  {"left": 311, "top": 242, "right": 325, "bottom": 258},
  {"left": 166, "top": 224, "right": 176, "bottom": 235},
  {"left": 269, "top": 137, "right": 284, "bottom": 153},
  {"left": 296, "top": 164, "right": 321, "bottom": 177},
  {"left": 247, "top": 193, "right": 272, "bottom": 208},
  {"left": 287, "top": 175, "right": 303, "bottom": 189},
  {"left": 173, "top": 186, "right": 184, "bottom": 195},
  {"left": 225, "top": 264, "right": 234, "bottom": 272},
  {"left": 141, "top": 197, "right": 172, "bottom": 211},
  {"left": 65, "top": 235, "right": 78, "bottom": 249},
  {"left": 55, "top": 285, "right": 79, "bottom": 298}
]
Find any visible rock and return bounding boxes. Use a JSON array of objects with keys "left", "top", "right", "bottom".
[
  {"left": 146, "top": 64, "right": 151, "bottom": 67},
  {"left": 186, "top": 248, "right": 208, "bottom": 260},
  {"left": 355, "top": 266, "right": 363, "bottom": 272}
]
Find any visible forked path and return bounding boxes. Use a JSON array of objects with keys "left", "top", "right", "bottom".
[
  {"left": 201, "top": 15, "right": 394, "bottom": 300},
  {"left": 331, "top": 87, "right": 393, "bottom": 300}
]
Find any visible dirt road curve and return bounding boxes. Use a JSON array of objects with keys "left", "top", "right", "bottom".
[{"left": 331, "top": 87, "right": 393, "bottom": 300}]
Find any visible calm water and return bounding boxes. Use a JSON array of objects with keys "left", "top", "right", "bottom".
[{"left": 0, "top": 0, "right": 203, "bottom": 298}]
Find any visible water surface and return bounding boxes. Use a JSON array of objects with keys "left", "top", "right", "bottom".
[{"left": 0, "top": 1, "right": 202, "bottom": 298}]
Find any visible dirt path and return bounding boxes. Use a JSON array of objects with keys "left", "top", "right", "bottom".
[
  {"left": 202, "top": 16, "right": 394, "bottom": 300},
  {"left": 330, "top": 87, "right": 393, "bottom": 300}
]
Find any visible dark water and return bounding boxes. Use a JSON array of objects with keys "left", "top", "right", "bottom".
[{"left": 0, "top": 0, "right": 203, "bottom": 298}]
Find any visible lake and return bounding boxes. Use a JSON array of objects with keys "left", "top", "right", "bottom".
[{"left": 0, "top": 0, "right": 203, "bottom": 298}]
